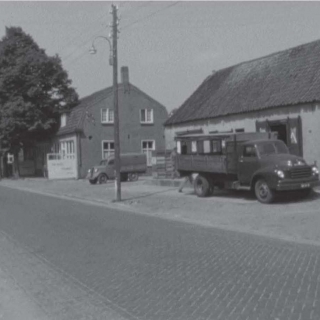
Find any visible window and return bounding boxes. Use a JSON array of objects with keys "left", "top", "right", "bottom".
[
  {"left": 59, "top": 140, "right": 75, "bottom": 155},
  {"left": 203, "top": 140, "right": 211, "bottom": 154},
  {"left": 243, "top": 146, "right": 256, "bottom": 157},
  {"left": 177, "top": 141, "right": 181, "bottom": 154},
  {"left": 140, "top": 109, "right": 153, "bottom": 124},
  {"left": 191, "top": 141, "right": 197, "bottom": 153},
  {"left": 61, "top": 114, "right": 67, "bottom": 127},
  {"left": 102, "top": 140, "right": 114, "bottom": 159},
  {"left": 141, "top": 140, "right": 155, "bottom": 166},
  {"left": 211, "top": 140, "right": 222, "bottom": 154},
  {"left": 101, "top": 108, "right": 114, "bottom": 123}
]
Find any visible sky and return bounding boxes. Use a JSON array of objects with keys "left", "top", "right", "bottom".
[{"left": 1, "top": 1, "right": 320, "bottom": 112}]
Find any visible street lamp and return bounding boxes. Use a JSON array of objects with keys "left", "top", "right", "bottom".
[
  {"left": 89, "top": 36, "right": 113, "bottom": 66},
  {"left": 90, "top": 23, "right": 121, "bottom": 201}
]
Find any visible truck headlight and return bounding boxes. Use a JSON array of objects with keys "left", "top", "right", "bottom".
[
  {"left": 88, "top": 169, "right": 91, "bottom": 173},
  {"left": 94, "top": 168, "right": 98, "bottom": 173},
  {"left": 287, "top": 160, "right": 293, "bottom": 167},
  {"left": 312, "top": 166, "right": 319, "bottom": 175},
  {"left": 275, "top": 170, "right": 285, "bottom": 178}
]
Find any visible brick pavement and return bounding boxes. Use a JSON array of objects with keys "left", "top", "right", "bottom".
[
  {"left": 0, "top": 230, "right": 132, "bottom": 320},
  {"left": 1, "top": 187, "right": 320, "bottom": 320}
]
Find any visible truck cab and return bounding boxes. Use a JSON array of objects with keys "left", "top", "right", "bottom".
[
  {"left": 238, "top": 139, "right": 319, "bottom": 202},
  {"left": 175, "top": 132, "right": 319, "bottom": 203}
]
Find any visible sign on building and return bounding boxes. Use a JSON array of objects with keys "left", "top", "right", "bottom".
[{"left": 47, "top": 153, "right": 78, "bottom": 179}]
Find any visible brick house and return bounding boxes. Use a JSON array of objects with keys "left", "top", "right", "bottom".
[
  {"left": 164, "top": 39, "right": 320, "bottom": 167},
  {"left": 52, "top": 66, "right": 168, "bottom": 179}
]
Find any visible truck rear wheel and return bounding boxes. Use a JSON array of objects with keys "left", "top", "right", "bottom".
[
  {"left": 128, "top": 173, "right": 138, "bottom": 182},
  {"left": 194, "top": 175, "right": 210, "bottom": 197},
  {"left": 254, "top": 179, "right": 275, "bottom": 204}
]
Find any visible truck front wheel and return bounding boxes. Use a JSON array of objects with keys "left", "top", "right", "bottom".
[
  {"left": 194, "top": 175, "right": 210, "bottom": 197},
  {"left": 254, "top": 179, "right": 275, "bottom": 204},
  {"left": 98, "top": 173, "right": 108, "bottom": 184}
]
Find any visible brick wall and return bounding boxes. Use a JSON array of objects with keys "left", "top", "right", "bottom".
[{"left": 79, "top": 85, "right": 168, "bottom": 178}]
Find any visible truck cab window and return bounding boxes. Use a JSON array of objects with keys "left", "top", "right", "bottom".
[
  {"left": 243, "top": 146, "right": 256, "bottom": 157},
  {"left": 108, "top": 159, "right": 114, "bottom": 165}
]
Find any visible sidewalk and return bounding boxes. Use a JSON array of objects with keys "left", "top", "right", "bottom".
[{"left": 1, "top": 177, "right": 320, "bottom": 246}]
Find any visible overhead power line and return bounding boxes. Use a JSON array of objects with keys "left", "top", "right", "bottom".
[{"left": 122, "top": 2, "right": 180, "bottom": 31}]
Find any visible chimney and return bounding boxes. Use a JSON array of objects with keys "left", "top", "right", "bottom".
[{"left": 121, "top": 66, "right": 129, "bottom": 84}]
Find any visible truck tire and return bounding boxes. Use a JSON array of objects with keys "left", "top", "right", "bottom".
[
  {"left": 194, "top": 175, "right": 210, "bottom": 197},
  {"left": 254, "top": 178, "right": 275, "bottom": 204},
  {"left": 128, "top": 173, "right": 138, "bottom": 182},
  {"left": 89, "top": 178, "right": 97, "bottom": 185},
  {"left": 120, "top": 173, "right": 128, "bottom": 182},
  {"left": 98, "top": 173, "right": 108, "bottom": 184}
]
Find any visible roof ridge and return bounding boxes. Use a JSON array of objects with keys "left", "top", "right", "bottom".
[{"left": 208, "top": 38, "right": 320, "bottom": 80}]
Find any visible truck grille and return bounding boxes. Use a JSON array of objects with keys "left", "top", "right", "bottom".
[{"left": 289, "top": 167, "right": 312, "bottom": 179}]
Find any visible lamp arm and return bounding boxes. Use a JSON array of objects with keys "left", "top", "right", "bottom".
[{"left": 91, "top": 36, "right": 112, "bottom": 50}]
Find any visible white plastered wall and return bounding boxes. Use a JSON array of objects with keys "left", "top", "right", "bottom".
[{"left": 165, "top": 103, "right": 320, "bottom": 166}]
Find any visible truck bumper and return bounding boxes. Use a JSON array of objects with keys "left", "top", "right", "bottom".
[
  {"left": 275, "top": 176, "right": 320, "bottom": 191},
  {"left": 86, "top": 173, "right": 98, "bottom": 181}
]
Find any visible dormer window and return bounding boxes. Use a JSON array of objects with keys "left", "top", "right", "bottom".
[{"left": 61, "top": 113, "right": 67, "bottom": 127}]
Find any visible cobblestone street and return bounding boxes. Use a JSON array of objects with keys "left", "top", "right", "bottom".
[{"left": 0, "top": 186, "right": 320, "bottom": 320}]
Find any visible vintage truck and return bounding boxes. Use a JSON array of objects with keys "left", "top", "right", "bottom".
[
  {"left": 86, "top": 153, "right": 147, "bottom": 184},
  {"left": 175, "top": 132, "right": 319, "bottom": 203}
]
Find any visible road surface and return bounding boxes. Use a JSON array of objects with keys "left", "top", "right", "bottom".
[{"left": 0, "top": 186, "right": 319, "bottom": 320}]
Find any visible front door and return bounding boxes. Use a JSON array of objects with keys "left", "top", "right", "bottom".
[{"left": 238, "top": 145, "right": 260, "bottom": 185}]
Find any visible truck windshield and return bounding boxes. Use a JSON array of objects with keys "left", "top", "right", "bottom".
[{"left": 257, "top": 141, "right": 289, "bottom": 156}]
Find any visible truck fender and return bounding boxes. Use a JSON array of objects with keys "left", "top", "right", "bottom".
[{"left": 250, "top": 168, "right": 276, "bottom": 191}]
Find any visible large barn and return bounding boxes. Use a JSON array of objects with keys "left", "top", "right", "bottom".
[{"left": 164, "top": 39, "right": 320, "bottom": 166}]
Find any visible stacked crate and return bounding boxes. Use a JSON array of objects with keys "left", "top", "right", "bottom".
[{"left": 152, "top": 150, "right": 173, "bottom": 179}]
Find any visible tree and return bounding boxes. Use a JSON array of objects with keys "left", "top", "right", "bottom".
[{"left": 0, "top": 27, "right": 78, "bottom": 177}]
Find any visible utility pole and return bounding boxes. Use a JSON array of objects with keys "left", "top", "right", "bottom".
[{"left": 111, "top": 4, "right": 121, "bottom": 201}]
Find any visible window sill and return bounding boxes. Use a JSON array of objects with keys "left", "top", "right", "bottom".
[{"left": 140, "top": 122, "right": 154, "bottom": 126}]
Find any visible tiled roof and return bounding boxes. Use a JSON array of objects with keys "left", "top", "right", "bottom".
[
  {"left": 165, "top": 39, "right": 320, "bottom": 126},
  {"left": 56, "top": 87, "right": 113, "bottom": 136}
]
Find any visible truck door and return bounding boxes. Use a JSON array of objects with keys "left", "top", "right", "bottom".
[
  {"left": 106, "top": 159, "right": 115, "bottom": 179},
  {"left": 237, "top": 145, "right": 259, "bottom": 185}
]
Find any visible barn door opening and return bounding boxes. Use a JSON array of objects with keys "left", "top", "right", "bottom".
[
  {"left": 256, "top": 117, "right": 302, "bottom": 156},
  {"left": 268, "top": 122, "right": 288, "bottom": 145}
]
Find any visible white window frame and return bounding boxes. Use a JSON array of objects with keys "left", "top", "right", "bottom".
[
  {"left": 59, "top": 140, "right": 75, "bottom": 155},
  {"left": 101, "top": 108, "right": 114, "bottom": 124},
  {"left": 102, "top": 140, "right": 115, "bottom": 159},
  {"left": 140, "top": 109, "right": 154, "bottom": 124},
  {"left": 61, "top": 114, "right": 67, "bottom": 127},
  {"left": 141, "top": 140, "right": 156, "bottom": 166}
]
